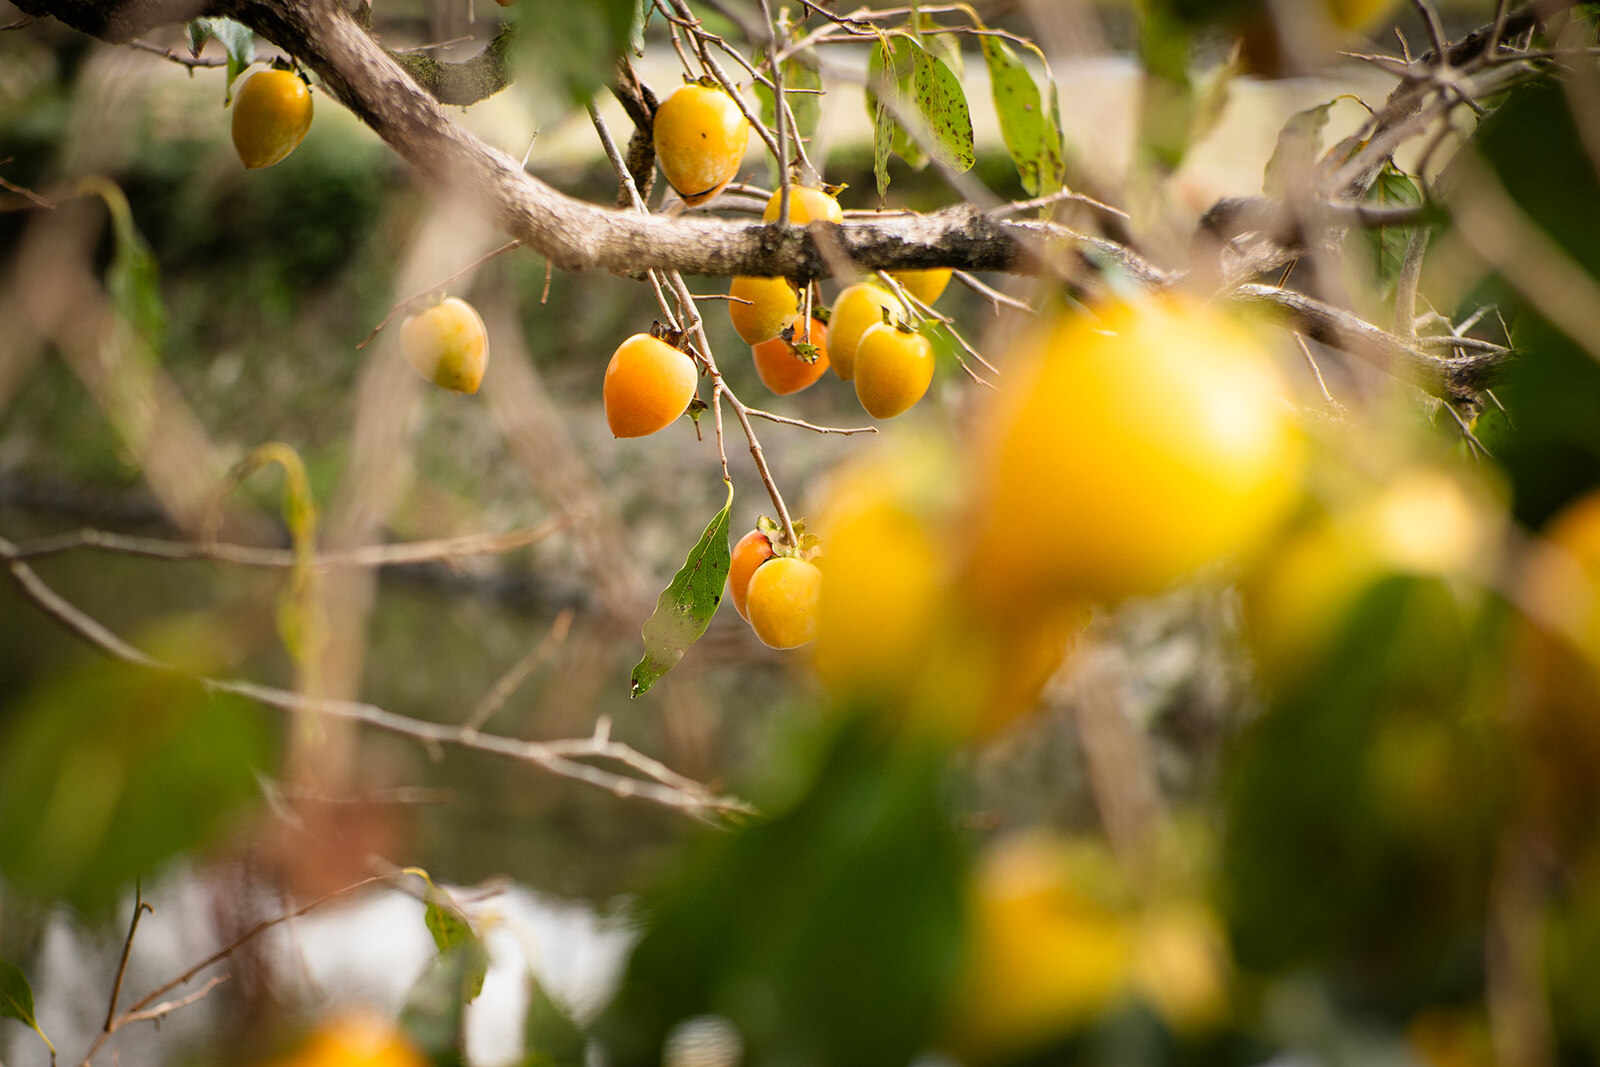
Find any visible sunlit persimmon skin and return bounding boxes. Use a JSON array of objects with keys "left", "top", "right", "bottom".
[
  {"left": 854, "top": 323, "right": 934, "bottom": 419},
  {"left": 745, "top": 556, "right": 822, "bottom": 649},
  {"left": 728, "top": 276, "right": 800, "bottom": 346},
  {"left": 968, "top": 296, "right": 1304, "bottom": 606},
  {"left": 762, "top": 186, "right": 844, "bottom": 225},
  {"left": 829, "top": 283, "right": 902, "bottom": 382},
  {"left": 728, "top": 529, "right": 775, "bottom": 621},
  {"left": 232, "top": 69, "right": 313, "bottom": 170},
  {"left": 400, "top": 297, "right": 488, "bottom": 394},
  {"left": 603, "top": 334, "right": 698, "bottom": 438},
  {"left": 889, "top": 268, "right": 952, "bottom": 306},
  {"left": 752, "top": 317, "right": 829, "bottom": 395},
  {"left": 652, "top": 84, "right": 750, "bottom": 206},
  {"left": 276, "top": 1012, "right": 427, "bottom": 1067}
]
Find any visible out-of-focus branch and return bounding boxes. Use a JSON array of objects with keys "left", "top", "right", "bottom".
[
  {"left": 0, "top": 534, "right": 750, "bottom": 820},
  {"left": 1228, "top": 283, "right": 1512, "bottom": 404}
]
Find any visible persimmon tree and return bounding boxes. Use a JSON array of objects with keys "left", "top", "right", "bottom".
[{"left": 4, "top": 0, "right": 1600, "bottom": 1065}]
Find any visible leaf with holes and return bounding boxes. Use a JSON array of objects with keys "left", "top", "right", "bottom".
[{"left": 630, "top": 482, "right": 734, "bottom": 696}]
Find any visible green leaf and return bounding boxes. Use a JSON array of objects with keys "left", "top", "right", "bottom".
[
  {"left": 1363, "top": 162, "right": 1423, "bottom": 293},
  {"left": 756, "top": 58, "right": 822, "bottom": 149},
  {"left": 594, "top": 720, "right": 967, "bottom": 1067},
  {"left": 909, "top": 42, "right": 974, "bottom": 173},
  {"left": 866, "top": 37, "right": 928, "bottom": 197},
  {"left": 406, "top": 868, "right": 487, "bottom": 1004},
  {"left": 629, "top": 482, "right": 734, "bottom": 697},
  {"left": 0, "top": 617, "right": 276, "bottom": 917},
  {"left": 981, "top": 38, "right": 1061, "bottom": 197},
  {"left": 0, "top": 958, "right": 54, "bottom": 1058},
  {"left": 186, "top": 18, "right": 256, "bottom": 101},
  {"left": 1263, "top": 99, "right": 1338, "bottom": 200},
  {"left": 523, "top": 974, "right": 586, "bottom": 1067},
  {"left": 78, "top": 177, "right": 166, "bottom": 352},
  {"left": 400, "top": 946, "right": 485, "bottom": 1067}
]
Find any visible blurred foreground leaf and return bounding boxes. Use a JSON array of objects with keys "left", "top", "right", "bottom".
[
  {"left": 523, "top": 974, "right": 586, "bottom": 1067},
  {"left": 0, "top": 618, "right": 276, "bottom": 918},
  {"left": 630, "top": 481, "right": 733, "bottom": 697},
  {"left": 400, "top": 943, "right": 486, "bottom": 1067},
  {"left": 595, "top": 721, "right": 966, "bottom": 1067},
  {"left": 1225, "top": 577, "right": 1506, "bottom": 1012}
]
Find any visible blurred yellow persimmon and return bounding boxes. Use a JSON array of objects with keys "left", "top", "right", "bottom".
[
  {"left": 276, "top": 1012, "right": 427, "bottom": 1067},
  {"left": 948, "top": 833, "right": 1134, "bottom": 1061},
  {"left": 1245, "top": 467, "right": 1499, "bottom": 682},
  {"left": 967, "top": 296, "right": 1305, "bottom": 607}
]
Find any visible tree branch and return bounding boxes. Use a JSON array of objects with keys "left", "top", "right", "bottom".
[{"left": 16, "top": 0, "right": 1044, "bottom": 280}]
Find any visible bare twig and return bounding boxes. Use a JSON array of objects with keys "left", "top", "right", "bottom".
[
  {"left": 6, "top": 518, "right": 571, "bottom": 568},
  {"left": 104, "top": 889, "right": 154, "bottom": 1032},
  {"left": 954, "top": 270, "right": 1034, "bottom": 314},
  {"left": 129, "top": 37, "right": 229, "bottom": 68},
  {"left": 462, "top": 608, "right": 574, "bottom": 735},
  {"left": 117, "top": 976, "right": 229, "bottom": 1028},
  {"left": 356, "top": 240, "right": 522, "bottom": 350},
  {"left": 743, "top": 407, "right": 878, "bottom": 435},
  {"left": 1, "top": 535, "right": 749, "bottom": 819}
]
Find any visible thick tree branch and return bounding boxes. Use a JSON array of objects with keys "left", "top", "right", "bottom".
[{"left": 16, "top": 0, "right": 1042, "bottom": 279}]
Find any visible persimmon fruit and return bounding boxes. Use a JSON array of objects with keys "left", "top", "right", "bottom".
[
  {"left": 853, "top": 322, "right": 934, "bottom": 419},
  {"left": 752, "top": 316, "right": 830, "bottom": 395},
  {"left": 728, "top": 528, "right": 775, "bottom": 621},
  {"left": 603, "top": 334, "right": 698, "bottom": 438},
  {"left": 828, "top": 283, "right": 903, "bottom": 382},
  {"left": 728, "top": 276, "right": 801, "bottom": 346},
  {"left": 399, "top": 297, "right": 488, "bottom": 394},
  {"left": 232, "top": 68, "right": 313, "bottom": 170},
  {"left": 889, "top": 268, "right": 952, "bottom": 306},
  {"left": 969, "top": 295, "right": 1304, "bottom": 605},
  {"left": 762, "top": 186, "right": 844, "bottom": 225},
  {"left": 745, "top": 556, "right": 823, "bottom": 650},
  {"left": 652, "top": 83, "right": 750, "bottom": 206}
]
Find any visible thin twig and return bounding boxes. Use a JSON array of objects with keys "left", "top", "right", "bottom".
[
  {"left": 954, "top": 270, "right": 1034, "bottom": 314},
  {"left": 117, "top": 976, "right": 229, "bottom": 1028},
  {"left": 356, "top": 240, "right": 522, "bottom": 350},
  {"left": 77, "top": 876, "right": 391, "bottom": 1067},
  {"left": 743, "top": 407, "right": 878, "bottom": 435},
  {"left": 990, "top": 187, "right": 1130, "bottom": 222},
  {"left": 129, "top": 38, "right": 230, "bottom": 69},
  {"left": 462, "top": 607, "right": 574, "bottom": 735},
  {"left": 7, "top": 518, "right": 571, "bottom": 568},
  {"left": 104, "top": 889, "right": 153, "bottom": 1033}
]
